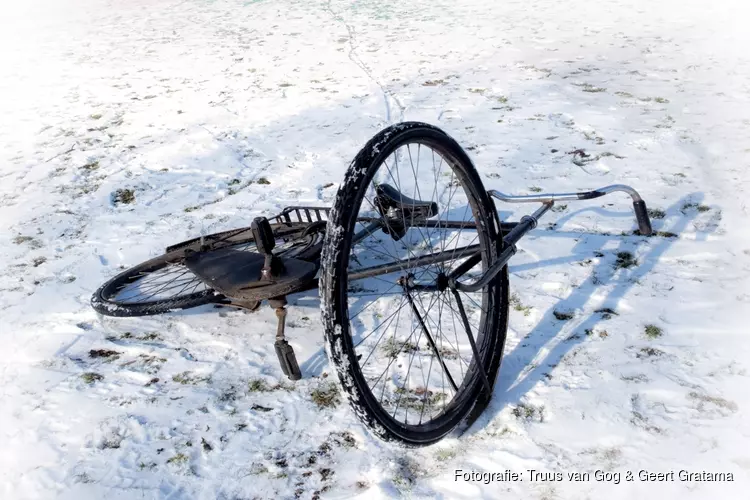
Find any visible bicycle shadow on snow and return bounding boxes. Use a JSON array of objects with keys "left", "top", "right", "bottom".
[{"left": 468, "top": 191, "right": 711, "bottom": 436}]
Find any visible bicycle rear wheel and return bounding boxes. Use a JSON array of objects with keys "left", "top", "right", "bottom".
[
  {"left": 91, "top": 226, "right": 319, "bottom": 317},
  {"left": 320, "top": 122, "right": 509, "bottom": 446}
]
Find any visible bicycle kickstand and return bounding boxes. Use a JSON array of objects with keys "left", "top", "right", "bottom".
[{"left": 269, "top": 296, "right": 302, "bottom": 381}]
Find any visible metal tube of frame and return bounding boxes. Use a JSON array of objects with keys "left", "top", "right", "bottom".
[
  {"left": 450, "top": 202, "right": 553, "bottom": 293},
  {"left": 348, "top": 244, "right": 482, "bottom": 282},
  {"left": 355, "top": 217, "right": 519, "bottom": 233},
  {"left": 489, "top": 182, "right": 652, "bottom": 236},
  {"left": 351, "top": 221, "right": 384, "bottom": 246},
  {"left": 488, "top": 184, "right": 643, "bottom": 204}
]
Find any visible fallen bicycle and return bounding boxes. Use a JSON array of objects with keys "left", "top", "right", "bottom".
[{"left": 92, "top": 122, "right": 653, "bottom": 445}]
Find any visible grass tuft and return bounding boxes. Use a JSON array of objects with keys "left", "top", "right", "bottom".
[
  {"left": 311, "top": 381, "right": 341, "bottom": 408},
  {"left": 89, "top": 349, "right": 121, "bottom": 360},
  {"left": 512, "top": 402, "right": 545, "bottom": 422},
  {"left": 112, "top": 188, "right": 135, "bottom": 205},
  {"left": 647, "top": 208, "right": 666, "bottom": 219},
  {"left": 172, "top": 371, "right": 210, "bottom": 385},
  {"left": 644, "top": 324, "right": 663, "bottom": 339},
  {"left": 594, "top": 307, "right": 618, "bottom": 319},
  {"left": 614, "top": 251, "right": 637, "bottom": 269},
  {"left": 381, "top": 337, "right": 419, "bottom": 358},
  {"left": 637, "top": 347, "right": 664, "bottom": 358},
  {"left": 688, "top": 391, "right": 738, "bottom": 411},
  {"left": 553, "top": 310, "right": 574, "bottom": 321},
  {"left": 166, "top": 453, "right": 189, "bottom": 465},
  {"left": 248, "top": 378, "right": 274, "bottom": 392},
  {"left": 81, "top": 372, "right": 104, "bottom": 384},
  {"left": 510, "top": 293, "right": 532, "bottom": 316},
  {"left": 81, "top": 160, "right": 99, "bottom": 171}
]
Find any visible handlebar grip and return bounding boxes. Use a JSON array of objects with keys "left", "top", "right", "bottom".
[
  {"left": 251, "top": 217, "right": 276, "bottom": 255},
  {"left": 632, "top": 200, "right": 653, "bottom": 236}
]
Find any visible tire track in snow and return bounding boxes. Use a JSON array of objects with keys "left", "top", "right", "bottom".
[{"left": 324, "top": 0, "right": 405, "bottom": 124}]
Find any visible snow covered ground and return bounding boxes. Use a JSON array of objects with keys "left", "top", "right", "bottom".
[{"left": 2, "top": 0, "right": 750, "bottom": 498}]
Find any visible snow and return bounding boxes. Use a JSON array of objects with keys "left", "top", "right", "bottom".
[{"left": 2, "top": 0, "right": 750, "bottom": 498}]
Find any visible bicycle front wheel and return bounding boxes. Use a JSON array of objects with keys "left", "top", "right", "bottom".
[{"left": 320, "top": 122, "right": 509, "bottom": 446}]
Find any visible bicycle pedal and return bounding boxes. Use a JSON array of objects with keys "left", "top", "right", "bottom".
[{"left": 274, "top": 339, "right": 302, "bottom": 381}]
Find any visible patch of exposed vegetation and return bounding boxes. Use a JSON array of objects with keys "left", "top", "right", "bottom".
[
  {"left": 422, "top": 79, "right": 445, "bottom": 86},
  {"left": 576, "top": 83, "right": 607, "bottom": 93},
  {"left": 512, "top": 402, "right": 545, "bottom": 422},
  {"left": 434, "top": 447, "right": 457, "bottom": 461},
  {"left": 248, "top": 378, "right": 276, "bottom": 392},
  {"left": 255, "top": 177, "right": 271, "bottom": 185},
  {"left": 594, "top": 307, "right": 618, "bottom": 319},
  {"left": 392, "top": 386, "right": 447, "bottom": 411},
  {"left": 13, "top": 235, "right": 39, "bottom": 246},
  {"left": 582, "top": 130, "right": 606, "bottom": 144},
  {"left": 390, "top": 456, "right": 425, "bottom": 494},
  {"left": 681, "top": 202, "right": 710, "bottom": 214},
  {"left": 655, "top": 231, "right": 678, "bottom": 238},
  {"left": 172, "top": 371, "right": 210, "bottom": 385},
  {"left": 614, "top": 251, "right": 637, "bottom": 269},
  {"left": 551, "top": 204, "right": 568, "bottom": 212},
  {"left": 510, "top": 293, "right": 533, "bottom": 316},
  {"left": 89, "top": 349, "right": 121, "bottom": 360},
  {"left": 584, "top": 328, "right": 609, "bottom": 339},
  {"left": 80, "top": 160, "right": 99, "bottom": 171},
  {"left": 687, "top": 391, "right": 738, "bottom": 412},
  {"left": 166, "top": 453, "right": 189, "bottom": 465},
  {"left": 81, "top": 372, "right": 104, "bottom": 384},
  {"left": 311, "top": 381, "right": 341, "bottom": 408},
  {"left": 109, "top": 331, "right": 160, "bottom": 342},
  {"left": 112, "top": 188, "right": 135, "bottom": 205},
  {"left": 381, "top": 337, "right": 419, "bottom": 358},
  {"left": 553, "top": 310, "right": 574, "bottom": 321},
  {"left": 246, "top": 381, "right": 270, "bottom": 396},
  {"left": 637, "top": 347, "right": 664, "bottom": 358},
  {"left": 120, "top": 354, "right": 167, "bottom": 374},
  {"left": 647, "top": 208, "right": 666, "bottom": 219},
  {"left": 644, "top": 324, "right": 663, "bottom": 339},
  {"left": 32, "top": 256, "right": 47, "bottom": 267},
  {"left": 529, "top": 186, "right": 543, "bottom": 193}
]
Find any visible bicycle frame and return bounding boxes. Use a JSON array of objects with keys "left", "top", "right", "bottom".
[
  {"left": 335, "top": 183, "right": 652, "bottom": 293},
  {"left": 172, "top": 183, "right": 651, "bottom": 300}
]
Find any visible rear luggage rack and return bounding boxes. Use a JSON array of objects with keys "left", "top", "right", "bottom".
[{"left": 272, "top": 206, "right": 330, "bottom": 226}]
